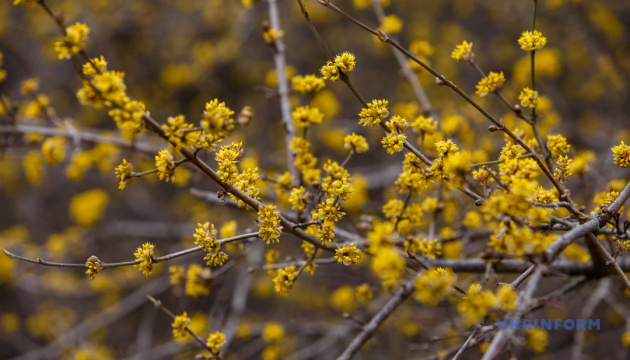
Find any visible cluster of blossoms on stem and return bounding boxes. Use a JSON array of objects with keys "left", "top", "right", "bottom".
[
  {"left": 320, "top": 52, "right": 356, "bottom": 81},
  {"left": 54, "top": 22, "right": 89, "bottom": 60},
  {"left": 476, "top": 71, "right": 505, "bottom": 96},
  {"left": 215, "top": 142, "right": 243, "bottom": 184},
  {"left": 84, "top": 255, "right": 101, "bottom": 280},
  {"left": 334, "top": 243, "right": 362, "bottom": 266},
  {"left": 343, "top": 133, "right": 369, "bottom": 154},
  {"left": 114, "top": 159, "right": 134, "bottom": 189},
  {"left": 258, "top": 204, "right": 282, "bottom": 244},
  {"left": 291, "top": 74, "right": 325, "bottom": 94},
  {"left": 381, "top": 115, "right": 408, "bottom": 154},
  {"left": 272, "top": 266, "right": 297, "bottom": 297},
  {"left": 519, "top": 87, "right": 540, "bottom": 108},
  {"left": 171, "top": 312, "right": 190, "bottom": 339},
  {"left": 358, "top": 99, "right": 389, "bottom": 126},
  {"left": 458, "top": 284, "right": 517, "bottom": 326},
  {"left": 518, "top": 29, "right": 547, "bottom": 51},
  {"left": 155, "top": 149, "right": 177, "bottom": 183},
  {"left": 612, "top": 141, "right": 630, "bottom": 168},
  {"left": 451, "top": 40, "right": 474, "bottom": 62},
  {"left": 133, "top": 242, "right": 155, "bottom": 277},
  {"left": 292, "top": 105, "right": 323, "bottom": 129},
  {"left": 413, "top": 267, "right": 456, "bottom": 305},
  {"left": 206, "top": 332, "right": 226, "bottom": 353},
  {"left": 194, "top": 222, "right": 228, "bottom": 267}
]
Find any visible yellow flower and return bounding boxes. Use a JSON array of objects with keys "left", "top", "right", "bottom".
[
  {"left": 475, "top": 71, "right": 505, "bottom": 96},
  {"left": 115, "top": 159, "right": 134, "bottom": 189},
  {"left": 546, "top": 134, "right": 571, "bottom": 158},
  {"left": 496, "top": 285, "right": 517, "bottom": 312},
  {"left": 518, "top": 30, "right": 547, "bottom": 51},
  {"left": 380, "top": 15, "right": 403, "bottom": 34},
  {"left": 82, "top": 56, "right": 108, "bottom": 76},
  {"left": 526, "top": 329, "right": 548, "bottom": 353},
  {"left": 451, "top": 41, "right": 474, "bottom": 62},
  {"left": 185, "top": 264, "right": 211, "bottom": 298},
  {"left": 381, "top": 133, "right": 406, "bottom": 154},
  {"left": 291, "top": 74, "right": 325, "bottom": 94},
  {"left": 262, "top": 321, "right": 285, "bottom": 344},
  {"left": 23, "top": 151, "right": 44, "bottom": 185},
  {"left": 335, "top": 243, "right": 362, "bottom": 266},
  {"left": 133, "top": 242, "right": 155, "bottom": 277},
  {"left": 359, "top": 99, "right": 389, "bottom": 126},
  {"left": 622, "top": 331, "right": 630, "bottom": 347},
  {"left": 273, "top": 266, "right": 297, "bottom": 297},
  {"left": 410, "top": 115, "right": 437, "bottom": 134},
  {"left": 518, "top": 87, "right": 539, "bottom": 108},
  {"left": 612, "top": 141, "right": 630, "bottom": 168},
  {"left": 320, "top": 52, "right": 356, "bottom": 81},
  {"left": 330, "top": 285, "right": 356, "bottom": 312},
  {"left": 554, "top": 155, "right": 573, "bottom": 182},
  {"left": 155, "top": 149, "right": 176, "bottom": 182},
  {"left": 54, "top": 23, "right": 90, "bottom": 60},
  {"left": 172, "top": 312, "right": 190, "bottom": 340},
  {"left": 84, "top": 256, "right": 101, "bottom": 280},
  {"left": 41, "top": 137, "right": 66, "bottom": 164},
  {"left": 169, "top": 265, "right": 185, "bottom": 285},
  {"left": 201, "top": 99, "right": 235, "bottom": 141},
  {"left": 288, "top": 186, "right": 309, "bottom": 211},
  {"left": 215, "top": 142, "right": 242, "bottom": 184},
  {"left": 292, "top": 105, "right": 324, "bottom": 129},
  {"left": 263, "top": 29, "right": 284, "bottom": 45},
  {"left": 69, "top": 188, "right": 110, "bottom": 227},
  {"left": 457, "top": 283, "right": 497, "bottom": 326},
  {"left": 206, "top": 331, "right": 226, "bottom": 353},
  {"left": 343, "top": 133, "right": 369, "bottom": 154},
  {"left": 162, "top": 115, "right": 194, "bottom": 149},
  {"left": 258, "top": 204, "right": 282, "bottom": 244},
  {"left": 413, "top": 267, "right": 456, "bottom": 305}
]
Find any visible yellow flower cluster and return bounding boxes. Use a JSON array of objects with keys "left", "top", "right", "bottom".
[
  {"left": 343, "top": 133, "right": 369, "bottom": 154},
  {"left": 475, "top": 71, "right": 505, "bottom": 96},
  {"left": 526, "top": 329, "right": 549, "bottom": 353},
  {"left": 488, "top": 221, "right": 555, "bottom": 256},
  {"left": 54, "top": 22, "right": 90, "bottom": 60},
  {"left": 133, "top": 242, "right": 155, "bottom": 277},
  {"left": 206, "top": 331, "right": 226, "bottom": 353},
  {"left": 379, "top": 14, "right": 403, "bottom": 34},
  {"left": 290, "top": 137, "right": 320, "bottom": 185},
  {"left": 161, "top": 115, "right": 194, "bottom": 149},
  {"left": 292, "top": 105, "right": 323, "bottom": 129},
  {"left": 288, "top": 186, "right": 308, "bottom": 211},
  {"left": 457, "top": 283, "right": 516, "bottom": 326},
  {"left": 451, "top": 41, "right": 474, "bottom": 62},
  {"left": 185, "top": 264, "right": 211, "bottom": 298},
  {"left": 359, "top": 99, "right": 389, "bottom": 126},
  {"left": 41, "top": 137, "right": 66, "bottom": 164},
  {"left": 371, "top": 246, "right": 405, "bottom": 290},
  {"left": 69, "top": 188, "right": 110, "bottom": 227},
  {"left": 201, "top": 98, "right": 235, "bottom": 142},
  {"left": 272, "top": 266, "right": 297, "bottom": 297},
  {"left": 258, "top": 204, "right": 282, "bottom": 244},
  {"left": 321, "top": 52, "right": 356, "bottom": 81},
  {"left": 171, "top": 312, "right": 190, "bottom": 339},
  {"left": 395, "top": 153, "right": 429, "bottom": 194},
  {"left": 612, "top": 141, "right": 630, "bottom": 168},
  {"left": 410, "top": 115, "right": 437, "bottom": 134},
  {"left": 519, "top": 87, "right": 539, "bottom": 108},
  {"left": 263, "top": 29, "right": 284, "bottom": 45},
  {"left": 215, "top": 142, "right": 243, "bottom": 184},
  {"left": 546, "top": 134, "right": 571, "bottom": 158},
  {"left": 518, "top": 30, "right": 547, "bottom": 51},
  {"left": 291, "top": 74, "right": 325, "bottom": 94},
  {"left": 84, "top": 256, "right": 101, "bottom": 280},
  {"left": 155, "top": 149, "right": 177, "bottom": 182},
  {"left": 413, "top": 267, "right": 456, "bottom": 305},
  {"left": 115, "top": 159, "right": 134, "bottom": 189},
  {"left": 229, "top": 167, "right": 261, "bottom": 209},
  {"left": 194, "top": 222, "right": 228, "bottom": 267},
  {"left": 334, "top": 243, "right": 362, "bottom": 266},
  {"left": 554, "top": 155, "right": 574, "bottom": 182}
]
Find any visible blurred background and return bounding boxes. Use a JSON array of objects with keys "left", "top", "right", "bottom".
[{"left": 1, "top": 0, "right": 630, "bottom": 359}]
